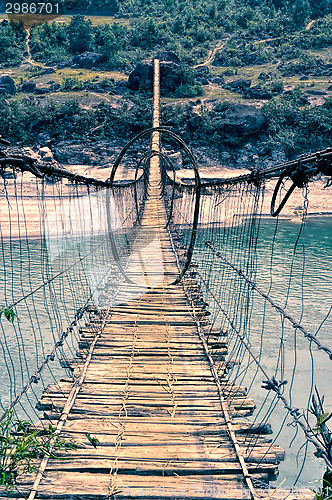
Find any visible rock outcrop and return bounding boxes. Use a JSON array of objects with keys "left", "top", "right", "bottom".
[
  {"left": 224, "top": 104, "right": 266, "bottom": 136},
  {"left": 72, "top": 52, "right": 107, "bottom": 69},
  {"left": 127, "top": 59, "right": 182, "bottom": 93},
  {"left": 0, "top": 76, "right": 16, "bottom": 95},
  {"left": 22, "top": 81, "right": 37, "bottom": 93},
  {"left": 227, "top": 79, "right": 251, "bottom": 90},
  {"left": 243, "top": 85, "right": 273, "bottom": 100}
]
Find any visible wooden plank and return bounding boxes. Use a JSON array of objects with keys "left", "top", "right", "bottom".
[{"left": 43, "top": 382, "right": 245, "bottom": 396}]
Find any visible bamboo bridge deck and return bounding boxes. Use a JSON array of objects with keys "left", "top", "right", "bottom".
[
  {"left": 15, "top": 161, "right": 285, "bottom": 499},
  {"left": 1, "top": 60, "right": 316, "bottom": 500}
]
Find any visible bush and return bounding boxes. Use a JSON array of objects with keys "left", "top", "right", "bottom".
[
  {"left": 30, "top": 22, "right": 70, "bottom": 63},
  {"left": 174, "top": 84, "right": 203, "bottom": 98},
  {"left": 0, "top": 411, "right": 77, "bottom": 488},
  {"left": 264, "top": 80, "right": 284, "bottom": 95},
  {"left": 262, "top": 92, "right": 332, "bottom": 155},
  {"left": 61, "top": 77, "right": 85, "bottom": 91},
  {"left": 214, "top": 101, "right": 231, "bottom": 112},
  {"left": 0, "top": 97, "right": 97, "bottom": 143},
  {"left": 0, "top": 95, "right": 153, "bottom": 143}
]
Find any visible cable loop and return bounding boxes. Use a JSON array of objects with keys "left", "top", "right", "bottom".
[{"left": 270, "top": 169, "right": 296, "bottom": 217}]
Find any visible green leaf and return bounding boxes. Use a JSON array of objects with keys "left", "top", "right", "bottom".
[
  {"left": 0, "top": 307, "right": 19, "bottom": 324},
  {"left": 85, "top": 432, "right": 99, "bottom": 448},
  {"left": 317, "top": 413, "right": 332, "bottom": 426},
  {"left": 4, "top": 310, "right": 11, "bottom": 322}
]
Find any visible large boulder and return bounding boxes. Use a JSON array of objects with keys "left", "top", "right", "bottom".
[
  {"left": 72, "top": 52, "right": 107, "bottom": 69},
  {"left": 156, "top": 51, "right": 181, "bottom": 64},
  {"left": 243, "top": 85, "right": 273, "bottom": 100},
  {"left": 127, "top": 59, "right": 182, "bottom": 93},
  {"left": 127, "top": 60, "right": 153, "bottom": 91},
  {"left": 227, "top": 79, "right": 251, "bottom": 90},
  {"left": 22, "top": 81, "right": 37, "bottom": 93},
  {"left": 224, "top": 104, "right": 266, "bottom": 136},
  {"left": 0, "top": 75, "right": 16, "bottom": 95}
]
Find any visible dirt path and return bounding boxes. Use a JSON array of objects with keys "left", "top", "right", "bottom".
[
  {"left": 193, "top": 34, "right": 278, "bottom": 69},
  {"left": 193, "top": 39, "right": 228, "bottom": 68},
  {"left": 22, "top": 28, "right": 46, "bottom": 67},
  {"left": 306, "top": 20, "right": 315, "bottom": 30}
]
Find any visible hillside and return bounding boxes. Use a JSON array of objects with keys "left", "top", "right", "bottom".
[{"left": 0, "top": 0, "right": 332, "bottom": 169}]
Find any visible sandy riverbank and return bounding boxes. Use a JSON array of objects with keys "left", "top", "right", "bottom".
[
  {"left": 171, "top": 166, "right": 332, "bottom": 218},
  {"left": 65, "top": 163, "right": 332, "bottom": 218},
  {"left": 1, "top": 163, "right": 331, "bottom": 240}
]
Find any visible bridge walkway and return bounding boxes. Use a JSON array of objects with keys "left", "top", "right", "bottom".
[
  {"left": 2, "top": 59, "right": 291, "bottom": 500},
  {"left": 25, "top": 157, "right": 280, "bottom": 499}
]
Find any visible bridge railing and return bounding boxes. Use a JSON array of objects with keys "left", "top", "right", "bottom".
[
  {"left": 163, "top": 152, "right": 332, "bottom": 486},
  {"left": 0, "top": 152, "right": 147, "bottom": 428}
]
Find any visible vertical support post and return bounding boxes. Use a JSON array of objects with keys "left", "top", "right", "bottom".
[
  {"left": 150, "top": 59, "right": 160, "bottom": 188},
  {"left": 151, "top": 58, "right": 160, "bottom": 151}
]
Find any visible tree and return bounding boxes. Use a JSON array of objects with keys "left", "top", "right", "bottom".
[
  {"left": 67, "top": 15, "right": 93, "bottom": 54},
  {"left": 309, "top": 0, "right": 329, "bottom": 19},
  {"left": 292, "top": 0, "right": 311, "bottom": 26},
  {"left": 0, "top": 20, "right": 24, "bottom": 65},
  {"left": 94, "top": 25, "right": 118, "bottom": 57}
]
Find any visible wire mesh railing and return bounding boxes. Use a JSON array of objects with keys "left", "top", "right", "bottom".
[{"left": 164, "top": 147, "right": 332, "bottom": 489}]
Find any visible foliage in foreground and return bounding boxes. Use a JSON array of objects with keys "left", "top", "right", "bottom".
[
  {"left": 0, "top": 306, "right": 19, "bottom": 323},
  {"left": 310, "top": 389, "right": 332, "bottom": 500},
  {"left": 0, "top": 411, "right": 76, "bottom": 488}
]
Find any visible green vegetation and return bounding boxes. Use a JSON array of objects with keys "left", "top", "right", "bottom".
[
  {"left": 0, "top": 0, "right": 332, "bottom": 159},
  {"left": 0, "top": 95, "right": 152, "bottom": 143},
  {"left": 0, "top": 0, "right": 325, "bottom": 70},
  {"left": 261, "top": 89, "right": 332, "bottom": 155},
  {"left": 160, "top": 86, "right": 332, "bottom": 156},
  {"left": 310, "top": 389, "right": 332, "bottom": 500},
  {"left": 0, "top": 306, "right": 19, "bottom": 323},
  {"left": 0, "top": 411, "right": 76, "bottom": 488},
  {"left": 0, "top": 19, "right": 26, "bottom": 66},
  {"left": 174, "top": 84, "right": 203, "bottom": 98}
]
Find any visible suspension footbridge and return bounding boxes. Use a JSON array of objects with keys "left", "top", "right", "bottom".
[{"left": 0, "top": 59, "right": 332, "bottom": 499}]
